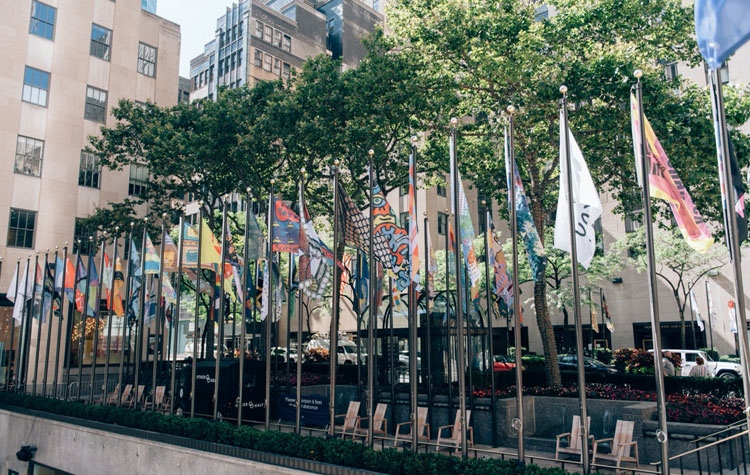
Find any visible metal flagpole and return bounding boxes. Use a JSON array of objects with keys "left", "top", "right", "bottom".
[
  {"left": 170, "top": 213, "right": 184, "bottom": 415},
  {"left": 89, "top": 235, "right": 107, "bottom": 404},
  {"left": 423, "top": 211, "right": 434, "bottom": 447},
  {"left": 77, "top": 243, "right": 92, "bottom": 401},
  {"left": 366, "top": 151, "right": 376, "bottom": 447},
  {"left": 635, "top": 70, "right": 670, "bottom": 473},
  {"left": 116, "top": 224, "right": 134, "bottom": 406},
  {"left": 329, "top": 162, "right": 342, "bottom": 437},
  {"left": 561, "top": 87, "right": 590, "bottom": 473},
  {"left": 449, "top": 118, "right": 468, "bottom": 458},
  {"left": 152, "top": 216, "right": 167, "bottom": 411},
  {"left": 103, "top": 232, "right": 119, "bottom": 406},
  {"left": 5, "top": 259, "right": 20, "bottom": 389},
  {"left": 708, "top": 66, "right": 750, "bottom": 452},
  {"left": 409, "top": 138, "right": 419, "bottom": 453},
  {"left": 134, "top": 220, "right": 149, "bottom": 410},
  {"left": 295, "top": 178, "right": 305, "bottom": 434},
  {"left": 356, "top": 252, "right": 362, "bottom": 401},
  {"left": 286, "top": 254, "right": 293, "bottom": 394},
  {"left": 482, "top": 204, "right": 498, "bottom": 448},
  {"left": 213, "top": 203, "right": 227, "bottom": 420},
  {"left": 22, "top": 252, "right": 40, "bottom": 394},
  {"left": 191, "top": 205, "right": 204, "bottom": 418},
  {"left": 238, "top": 191, "right": 250, "bottom": 426},
  {"left": 507, "top": 106, "right": 525, "bottom": 464},
  {"left": 65, "top": 245, "right": 81, "bottom": 400},
  {"left": 32, "top": 250, "right": 50, "bottom": 395},
  {"left": 17, "top": 254, "right": 31, "bottom": 393},
  {"left": 599, "top": 290, "right": 609, "bottom": 349},
  {"left": 444, "top": 210, "right": 453, "bottom": 421},
  {"left": 388, "top": 277, "right": 396, "bottom": 431},
  {"left": 43, "top": 247, "right": 60, "bottom": 397},
  {"left": 265, "top": 181, "right": 276, "bottom": 430},
  {"left": 705, "top": 280, "right": 715, "bottom": 352}
]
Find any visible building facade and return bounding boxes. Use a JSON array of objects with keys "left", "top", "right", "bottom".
[{"left": 0, "top": 0, "right": 180, "bottom": 384}]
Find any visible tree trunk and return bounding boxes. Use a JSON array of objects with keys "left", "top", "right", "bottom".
[
  {"left": 561, "top": 305, "right": 570, "bottom": 353},
  {"left": 679, "top": 309, "right": 686, "bottom": 349},
  {"left": 535, "top": 280, "right": 562, "bottom": 386}
]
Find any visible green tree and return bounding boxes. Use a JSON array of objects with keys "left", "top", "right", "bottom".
[
  {"left": 389, "top": 0, "right": 750, "bottom": 385},
  {"left": 613, "top": 228, "right": 730, "bottom": 349}
]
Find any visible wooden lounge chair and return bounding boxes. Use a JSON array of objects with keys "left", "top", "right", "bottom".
[
  {"left": 394, "top": 406, "right": 429, "bottom": 447},
  {"left": 158, "top": 392, "right": 172, "bottom": 414},
  {"left": 355, "top": 403, "right": 388, "bottom": 439},
  {"left": 334, "top": 401, "right": 361, "bottom": 439},
  {"left": 144, "top": 386, "right": 166, "bottom": 410},
  {"left": 118, "top": 384, "right": 134, "bottom": 407},
  {"left": 129, "top": 385, "right": 146, "bottom": 409},
  {"left": 103, "top": 383, "right": 121, "bottom": 406},
  {"left": 593, "top": 419, "right": 639, "bottom": 473},
  {"left": 436, "top": 410, "right": 474, "bottom": 454},
  {"left": 555, "top": 415, "right": 593, "bottom": 461}
]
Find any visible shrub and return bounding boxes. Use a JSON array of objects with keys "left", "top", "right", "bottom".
[
  {"left": 720, "top": 355, "right": 741, "bottom": 364},
  {"left": 305, "top": 347, "right": 330, "bottom": 363},
  {"left": 593, "top": 348, "right": 613, "bottom": 365}
]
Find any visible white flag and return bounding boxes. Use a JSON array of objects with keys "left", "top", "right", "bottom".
[
  {"left": 554, "top": 112, "right": 603, "bottom": 268},
  {"left": 730, "top": 301, "right": 738, "bottom": 334},
  {"left": 690, "top": 290, "right": 704, "bottom": 332},
  {"left": 707, "top": 283, "right": 718, "bottom": 328},
  {"left": 6, "top": 261, "right": 33, "bottom": 323}
]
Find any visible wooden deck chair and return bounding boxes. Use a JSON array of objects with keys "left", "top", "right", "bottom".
[
  {"left": 334, "top": 401, "right": 361, "bottom": 439},
  {"left": 118, "top": 384, "right": 134, "bottom": 407},
  {"left": 555, "top": 415, "right": 594, "bottom": 461},
  {"left": 593, "top": 419, "right": 639, "bottom": 474},
  {"left": 158, "top": 391, "right": 172, "bottom": 414},
  {"left": 356, "top": 403, "right": 388, "bottom": 439},
  {"left": 144, "top": 386, "right": 166, "bottom": 410},
  {"left": 394, "top": 407, "right": 429, "bottom": 447},
  {"left": 129, "top": 385, "right": 146, "bottom": 408},
  {"left": 104, "top": 384, "right": 121, "bottom": 406},
  {"left": 436, "top": 410, "right": 474, "bottom": 453}
]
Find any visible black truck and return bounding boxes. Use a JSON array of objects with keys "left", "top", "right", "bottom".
[{"left": 173, "top": 359, "right": 266, "bottom": 423}]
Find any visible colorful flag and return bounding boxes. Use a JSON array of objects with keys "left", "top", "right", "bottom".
[
  {"left": 591, "top": 303, "right": 599, "bottom": 333},
  {"left": 425, "top": 221, "right": 438, "bottom": 298},
  {"left": 260, "top": 260, "right": 269, "bottom": 322},
  {"left": 163, "top": 233, "right": 178, "bottom": 273},
  {"left": 87, "top": 258, "right": 99, "bottom": 315},
  {"left": 456, "top": 169, "right": 481, "bottom": 287},
  {"left": 298, "top": 184, "right": 332, "bottom": 300},
  {"left": 602, "top": 293, "right": 614, "bottom": 332},
  {"left": 111, "top": 257, "right": 125, "bottom": 317},
  {"left": 271, "top": 198, "right": 300, "bottom": 253},
  {"left": 225, "top": 225, "right": 243, "bottom": 301},
  {"left": 555, "top": 112, "right": 602, "bottom": 269},
  {"left": 505, "top": 127, "right": 547, "bottom": 281},
  {"left": 182, "top": 222, "right": 199, "bottom": 268},
  {"left": 729, "top": 300, "right": 738, "bottom": 333},
  {"left": 340, "top": 253, "right": 353, "bottom": 295},
  {"left": 246, "top": 207, "right": 264, "bottom": 262},
  {"left": 354, "top": 253, "right": 369, "bottom": 315},
  {"left": 75, "top": 256, "right": 87, "bottom": 314},
  {"left": 102, "top": 252, "right": 112, "bottom": 307},
  {"left": 337, "top": 182, "right": 370, "bottom": 252},
  {"left": 144, "top": 234, "right": 160, "bottom": 275},
  {"left": 62, "top": 256, "right": 76, "bottom": 303},
  {"left": 371, "top": 183, "right": 410, "bottom": 290},
  {"left": 162, "top": 272, "right": 176, "bottom": 305},
  {"left": 408, "top": 148, "right": 420, "bottom": 287},
  {"left": 6, "top": 261, "right": 33, "bottom": 323},
  {"left": 728, "top": 139, "right": 747, "bottom": 245},
  {"left": 488, "top": 214, "right": 513, "bottom": 308},
  {"left": 145, "top": 278, "right": 157, "bottom": 324},
  {"left": 690, "top": 290, "right": 705, "bottom": 332},
  {"left": 695, "top": 0, "right": 750, "bottom": 70},
  {"left": 129, "top": 239, "right": 141, "bottom": 318},
  {"left": 40, "top": 261, "right": 56, "bottom": 323},
  {"left": 630, "top": 94, "right": 714, "bottom": 253},
  {"left": 199, "top": 219, "right": 223, "bottom": 269}
]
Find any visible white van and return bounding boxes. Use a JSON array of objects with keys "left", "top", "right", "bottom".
[{"left": 650, "top": 349, "right": 741, "bottom": 378}]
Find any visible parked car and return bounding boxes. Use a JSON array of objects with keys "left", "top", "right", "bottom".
[
  {"left": 398, "top": 350, "right": 422, "bottom": 367},
  {"left": 650, "top": 349, "right": 741, "bottom": 379},
  {"left": 304, "top": 338, "right": 366, "bottom": 365},
  {"left": 558, "top": 355, "right": 617, "bottom": 374},
  {"left": 270, "top": 347, "right": 298, "bottom": 364},
  {"left": 493, "top": 355, "right": 516, "bottom": 372}
]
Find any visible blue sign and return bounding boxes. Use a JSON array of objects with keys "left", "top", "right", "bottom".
[{"left": 277, "top": 393, "right": 329, "bottom": 426}]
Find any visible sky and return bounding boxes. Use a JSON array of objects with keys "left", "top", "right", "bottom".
[{"left": 156, "top": 0, "right": 237, "bottom": 78}]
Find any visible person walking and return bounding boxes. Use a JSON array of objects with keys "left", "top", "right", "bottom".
[
  {"left": 662, "top": 352, "right": 676, "bottom": 376},
  {"left": 688, "top": 356, "right": 714, "bottom": 378}
]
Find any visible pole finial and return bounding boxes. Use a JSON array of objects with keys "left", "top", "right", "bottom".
[
  {"left": 559, "top": 85, "right": 568, "bottom": 95},
  {"left": 162, "top": 212, "right": 168, "bottom": 218},
  {"left": 270, "top": 178, "right": 276, "bottom": 185},
  {"left": 481, "top": 200, "right": 487, "bottom": 206},
  {"left": 143, "top": 217, "right": 149, "bottom": 222},
  {"left": 411, "top": 136, "right": 419, "bottom": 144},
  {"left": 300, "top": 168, "right": 306, "bottom": 175},
  {"left": 333, "top": 159, "right": 340, "bottom": 167},
  {"left": 423, "top": 211, "right": 427, "bottom": 217},
  {"left": 634, "top": 69, "right": 643, "bottom": 79},
  {"left": 368, "top": 149, "right": 374, "bottom": 157},
  {"left": 450, "top": 117, "right": 458, "bottom": 126},
  {"left": 506, "top": 105, "right": 516, "bottom": 114},
  {"left": 246, "top": 186, "right": 251, "bottom": 193}
]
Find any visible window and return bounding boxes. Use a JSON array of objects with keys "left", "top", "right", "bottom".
[
  {"left": 273, "top": 58, "right": 281, "bottom": 76},
  {"left": 274, "top": 30, "right": 282, "bottom": 47},
  {"left": 29, "top": 1, "right": 56, "bottom": 40},
  {"left": 535, "top": 4, "right": 549, "bottom": 21},
  {"left": 22, "top": 66, "right": 50, "bottom": 107},
  {"left": 282, "top": 35, "right": 291, "bottom": 52},
  {"left": 78, "top": 151, "right": 101, "bottom": 188},
  {"left": 254, "top": 49, "right": 263, "bottom": 67},
  {"left": 73, "top": 219, "right": 96, "bottom": 255},
  {"left": 129, "top": 164, "right": 148, "bottom": 197},
  {"left": 264, "top": 53, "right": 272, "bottom": 72},
  {"left": 437, "top": 212, "right": 448, "bottom": 235},
  {"left": 720, "top": 63, "right": 730, "bottom": 84},
  {"left": 624, "top": 214, "right": 641, "bottom": 233},
  {"left": 282, "top": 62, "right": 290, "bottom": 79},
  {"left": 373, "top": 0, "right": 380, "bottom": 11},
  {"left": 90, "top": 24, "right": 112, "bottom": 61},
  {"left": 255, "top": 20, "right": 263, "bottom": 38},
  {"left": 436, "top": 182, "right": 446, "bottom": 197},
  {"left": 84, "top": 86, "right": 108, "bottom": 123},
  {"left": 264, "top": 25, "right": 273, "bottom": 43},
  {"left": 399, "top": 212, "right": 409, "bottom": 230},
  {"left": 594, "top": 217, "right": 604, "bottom": 255},
  {"left": 7, "top": 208, "right": 36, "bottom": 249},
  {"left": 141, "top": 0, "right": 157, "bottom": 14},
  {"left": 663, "top": 61, "right": 678, "bottom": 81},
  {"left": 15, "top": 135, "right": 44, "bottom": 177},
  {"left": 137, "top": 42, "right": 157, "bottom": 77}
]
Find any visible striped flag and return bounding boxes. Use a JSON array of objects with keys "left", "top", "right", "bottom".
[
  {"left": 111, "top": 257, "right": 125, "bottom": 317},
  {"left": 144, "top": 234, "right": 160, "bottom": 274}
]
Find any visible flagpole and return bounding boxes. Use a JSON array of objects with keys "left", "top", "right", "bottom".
[
  {"left": 103, "top": 231, "right": 119, "bottom": 406},
  {"left": 21, "top": 251, "right": 40, "bottom": 394},
  {"left": 168, "top": 212, "right": 183, "bottom": 414},
  {"left": 506, "top": 106, "right": 525, "bottom": 464},
  {"left": 423, "top": 211, "right": 434, "bottom": 447},
  {"left": 32, "top": 250, "right": 50, "bottom": 395},
  {"left": 388, "top": 277, "right": 396, "bottom": 432},
  {"left": 17, "top": 254, "right": 32, "bottom": 393},
  {"left": 295, "top": 178, "right": 305, "bottom": 435},
  {"left": 635, "top": 70, "right": 670, "bottom": 473},
  {"left": 286, "top": 254, "right": 293, "bottom": 395},
  {"left": 237, "top": 192, "right": 250, "bottom": 426},
  {"left": 329, "top": 162, "right": 342, "bottom": 438},
  {"left": 708, "top": 66, "right": 750, "bottom": 450},
  {"left": 148, "top": 216, "right": 165, "bottom": 411},
  {"left": 560, "top": 86, "right": 590, "bottom": 473},
  {"left": 117, "top": 224, "right": 134, "bottom": 406},
  {"left": 76, "top": 242, "right": 93, "bottom": 401},
  {"left": 5, "top": 259, "right": 20, "bottom": 389},
  {"left": 191, "top": 204, "right": 203, "bottom": 418},
  {"left": 361, "top": 152, "right": 375, "bottom": 446},
  {"left": 212, "top": 203, "right": 227, "bottom": 420},
  {"left": 265, "top": 181, "right": 275, "bottom": 430},
  {"left": 408, "top": 138, "right": 420, "bottom": 453},
  {"left": 449, "top": 118, "right": 468, "bottom": 458},
  {"left": 599, "top": 290, "right": 608, "bottom": 349},
  {"left": 43, "top": 247, "right": 59, "bottom": 397},
  {"left": 482, "top": 203, "right": 498, "bottom": 448},
  {"left": 65, "top": 245, "right": 81, "bottom": 400},
  {"left": 88, "top": 234, "right": 107, "bottom": 404},
  {"left": 134, "top": 220, "right": 148, "bottom": 410},
  {"left": 444, "top": 209, "right": 454, "bottom": 421},
  {"left": 705, "top": 280, "right": 715, "bottom": 352},
  {"left": 355, "top": 251, "right": 362, "bottom": 402}
]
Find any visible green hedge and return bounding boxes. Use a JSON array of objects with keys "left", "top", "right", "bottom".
[{"left": 0, "top": 391, "right": 572, "bottom": 475}]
